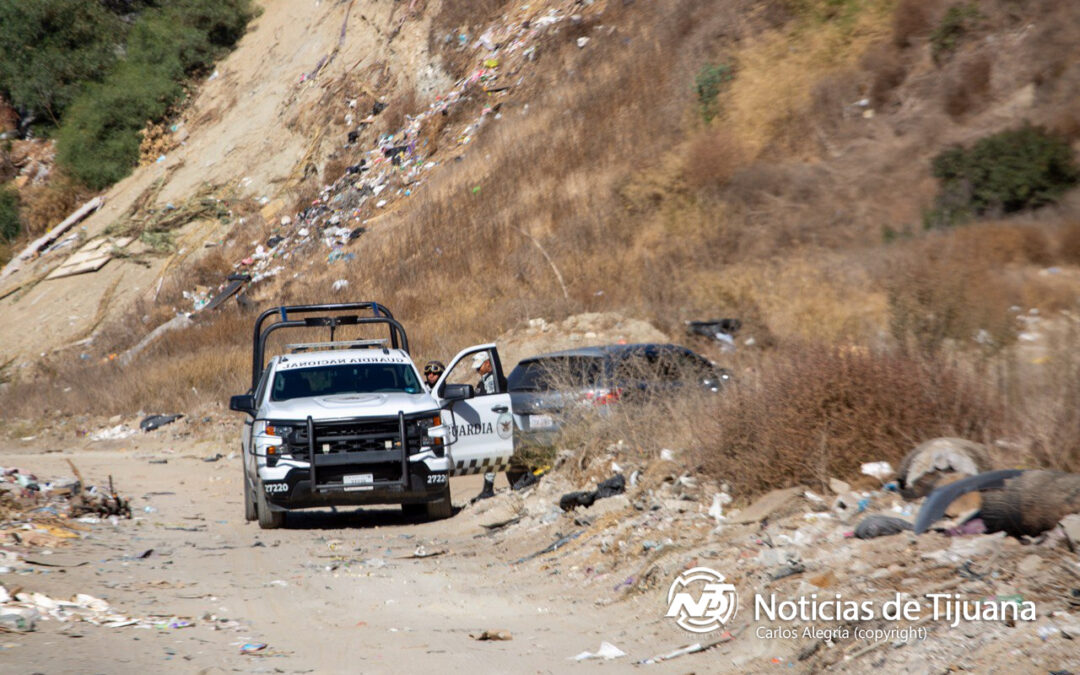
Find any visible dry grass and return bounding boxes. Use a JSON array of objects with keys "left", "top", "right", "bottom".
[
  {"left": 862, "top": 41, "right": 907, "bottom": 108},
  {"left": 722, "top": 0, "right": 893, "bottom": 157},
  {"left": 19, "top": 171, "right": 92, "bottom": 236},
  {"left": 1006, "top": 318, "right": 1080, "bottom": 472},
  {"left": 682, "top": 129, "right": 749, "bottom": 194},
  {"left": 891, "top": 0, "right": 939, "bottom": 48},
  {"left": 692, "top": 342, "right": 1004, "bottom": 497},
  {"left": 1059, "top": 221, "right": 1080, "bottom": 264},
  {"left": 682, "top": 255, "right": 890, "bottom": 346},
  {"left": 943, "top": 52, "right": 992, "bottom": 118}
]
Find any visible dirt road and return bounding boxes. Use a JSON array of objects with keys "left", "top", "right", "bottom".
[{"left": 0, "top": 436, "right": 710, "bottom": 674}]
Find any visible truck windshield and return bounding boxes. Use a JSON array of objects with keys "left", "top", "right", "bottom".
[{"left": 270, "top": 363, "right": 423, "bottom": 401}]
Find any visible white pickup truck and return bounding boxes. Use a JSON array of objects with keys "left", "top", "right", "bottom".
[{"left": 229, "top": 302, "right": 514, "bottom": 529}]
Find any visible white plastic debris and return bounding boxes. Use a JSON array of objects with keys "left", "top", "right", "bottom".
[
  {"left": 659, "top": 449, "right": 674, "bottom": 461},
  {"left": 708, "top": 492, "right": 732, "bottom": 522},
  {"left": 89, "top": 424, "right": 136, "bottom": 441},
  {"left": 573, "top": 641, "right": 626, "bottom": 661},
  {"left": 332, "top": 279, "right": 349, "bottom": 292},
  {"left": 860, "top": 461, "right": 893, "bottom": 483}
]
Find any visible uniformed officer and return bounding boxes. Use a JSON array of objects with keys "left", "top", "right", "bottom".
[
  {"left": 423, "top": 360, "right": 445, "bottom": 392},
  {"left": 472, "top": 352, "right": 497, "bottom": 500},
  {"left": 473, "top": 352, "right": 495, "bottom": 394}
]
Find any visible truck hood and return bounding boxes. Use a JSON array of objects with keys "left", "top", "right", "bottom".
[{"left": 259, "top": 392, "right": 440, "bottom": 419}]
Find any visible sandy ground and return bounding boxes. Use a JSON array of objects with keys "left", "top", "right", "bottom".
[
  {"left": 3, "top": 422, "right": 1080, "bottom": 674},
  {"left": 0, "top": 436, "right": 718, "bottom": 674}
]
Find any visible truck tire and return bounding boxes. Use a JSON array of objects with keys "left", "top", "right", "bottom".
[
  {"left": 243, "top": 472, "right": 257, "bottom": 522},
  {"left": 425, "top": 484, "right": 453, "bottom": 520},
  {"left": 256, "top": 480, "right": 286, "bottom": 529}
]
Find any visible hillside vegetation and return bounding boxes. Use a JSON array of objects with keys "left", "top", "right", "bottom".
[
  {"left": 0, "top": 0, "right": 254, "bottom": 251},
  {"left": 4, "top": 0, "right": 1080, "bottom": 496}
]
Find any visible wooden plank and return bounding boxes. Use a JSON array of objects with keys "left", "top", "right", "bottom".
[
  {"left": 0, "top": 196, "right": 104, "bottom": 280},
  {"left": 43, "top": 236, "right": 134, "bottom": 280},
  {"left": 45, "top": 255, "right": 112, "bottom": 279}
]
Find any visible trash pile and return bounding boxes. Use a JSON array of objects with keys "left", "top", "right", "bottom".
[
  {"left": 463, "top": 437, "right": 1080, "bottom": 669},
  {"left": 185, "top": 2, "right": 587, "bottom": 311},
  {"left": 0, "top": 584, "right": 203, "bottom": 633},
  {"left": 1, "top": 463, "right": 131, "bottom": 551}
]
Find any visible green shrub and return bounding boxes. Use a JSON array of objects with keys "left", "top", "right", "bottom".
[
  {"left": 55, "top": 0, "right": 254, "bottom": 188},
  {"left": 128, "top": 0, "right": 254, "bottom": 78},
  {"left": 0, "top": 184, "right": 20, "bottom": 242},
  {"left": 927, "top": 124, "right": 1079, "bottom": 228},
  {"left": 930, "top": 3, "right": 980, "bottom": 65},
  {"left": 57, "top": 64, "right": 182, "bottom": 190},
  {"left": 695, "top": 63, "right": 733, "bottom": 123},
  {"left": 0, "top": 0, "right": 125, "bottom": 124}
]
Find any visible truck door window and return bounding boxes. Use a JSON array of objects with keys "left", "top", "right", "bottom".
[{"left": 445, "top": 349, "right": 500, "bottom": 396}]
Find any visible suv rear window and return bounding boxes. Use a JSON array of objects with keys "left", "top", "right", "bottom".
[
  {"left": 507, "top": 356, "right": 604, "bottom": 392},
  {"left": 271, "top": 363, "right": 422, "bottom": 400}
]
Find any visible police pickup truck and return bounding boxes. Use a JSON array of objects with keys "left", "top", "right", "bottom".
[{"left": 229, "top": 302, "right": 514, "bottom": 529}]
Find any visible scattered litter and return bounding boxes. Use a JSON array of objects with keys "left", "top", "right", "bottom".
[
  {"left": 89, "top": 424, "right": 136, "bottom": 441},
  {"left": 559, "top": 474, "right": 625, "bottom": 511},
  {"left": 480, "top": 516, "right": 522, "bottom": 531},
  {"left": 573, "top": 641, "right": 626, "bottom": 661},
  {"left": 638, "top": 632, "right": 735, "bottom": 664},
  {"left": 708, "top": 492, "right": 732, "bottom": 523},
  {"left": 728, "top": 486, "right": 803, "bottom": 525},
  {"left": 401, "top": 546, "right": 448, "bottom": 559},
  {"left": 770, "top": 560, "right": 806, "bottom": 580},
  {"left": 686, "top": 319, "right": 740, "bottom": 350},
  {"left": 851, "top": 515, "right": 913, "bottom": 539},
  {"left": 241, "top": 642, "right": 268, "bottom": 654},
  {"left": 470, "top": 629, "right": 512, "bottom": 641},
  {"left": 0, "top": 584, "right": 181, "bottom": 631},
  {"left": 860, "top": 462, "right": 893, "bottom": 483},
  {"left": 139, "top": 414, "right": 183, "bottom": 433},
  {"left": 515, "top": 531, "right": 583, "bottom": 564}
]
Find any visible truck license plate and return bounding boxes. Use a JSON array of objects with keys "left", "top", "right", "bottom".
[
  {"left": 344, "top": 474, "right": 373, "bottom": 487},
  {"left": 530, "top": 414, "right": 554, "bottom": 429}
]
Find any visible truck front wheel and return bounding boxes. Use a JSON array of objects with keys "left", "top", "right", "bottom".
[
  {"left": 244, "top": 472, "right": 257, "bottom": 522},
  {"left": 425, "top": 484, "right": 452, "bottom": 519},
  {"left": 256, "top": 480, "right": 286, "bottom": 529}
]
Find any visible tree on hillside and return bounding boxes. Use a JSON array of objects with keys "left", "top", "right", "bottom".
[{"left": 0, "top": 0, "right": 126, "bottom": 126}]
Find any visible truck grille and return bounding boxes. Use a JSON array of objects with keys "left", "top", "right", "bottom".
[{"left": 287, "top": 417, "right": 422, "bottom": 454}]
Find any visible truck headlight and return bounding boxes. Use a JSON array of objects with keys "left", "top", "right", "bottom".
[
  {"left": 254, "top": 420, "right": 291, "bottom": 465},
  {"left": 410, "top": 414, "right": 445, "bottom": 455}
]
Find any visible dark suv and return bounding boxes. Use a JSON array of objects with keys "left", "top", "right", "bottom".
[{"left": 507, "top": 343, "right": 731, "bottom": 447}]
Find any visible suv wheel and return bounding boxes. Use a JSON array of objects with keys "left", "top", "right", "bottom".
[
  {"left": 256, "top": 480, "right": 286, "bottom": 529},
  {"left": 243, "top": 472, "right": 257, "bottom": 522},
  {"left": 425, "top": 484, "right": 452, "bottom": 520}
]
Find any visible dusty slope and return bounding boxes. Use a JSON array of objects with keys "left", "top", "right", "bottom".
[{"left": 0, "top": 0, "right": 447, "bottom": 365}]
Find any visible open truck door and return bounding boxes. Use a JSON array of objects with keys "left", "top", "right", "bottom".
[{"left": 433, "top": 343, "right": 514, "bottom": 476}]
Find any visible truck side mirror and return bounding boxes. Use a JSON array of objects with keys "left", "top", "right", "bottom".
[
  {"left": 229, "top": 394, "right": 256, "bottom": 416},
  {"left": 441, "top": 383, "right": 474, "bottom": 402}
]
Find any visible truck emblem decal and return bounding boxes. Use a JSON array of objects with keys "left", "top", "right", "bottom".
[{"left": 496, "top": 412, "right": 513, "bottom": 439}]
